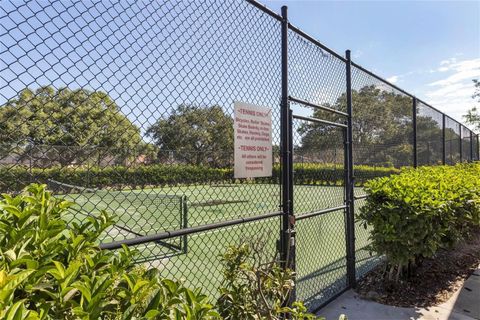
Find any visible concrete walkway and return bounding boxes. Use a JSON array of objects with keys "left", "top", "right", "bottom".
[{"left": 318, "top": 266, "right": 480, "bottom": 320}]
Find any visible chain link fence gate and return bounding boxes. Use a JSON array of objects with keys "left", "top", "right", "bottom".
[{"left": 1, "top": 0, "right": 479, "bottom": 314}]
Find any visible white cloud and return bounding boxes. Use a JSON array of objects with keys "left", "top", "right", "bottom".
[
  {"left": 426, "top": 82, "right": 472, "bottom": 98},
  {"left": 352, "top": 49, "right": 363, "bottom": 59},
  {"left": 440, "top": 58, "right": 457, "bottom": 66},
  {"left": 429, "top": 63, "right": 480, "bottom": 88},
  {"left": 429, "top": 68, "right": 480, "bottom": 87},
  {"left": 387, "top": 75, "right": 399, "bottom": 84},
  {"left": 423, "top": 58, "right": 480, "bottom": 123},
  {"left": 427, "top": 58, "right": 480, "bottom": 88}
]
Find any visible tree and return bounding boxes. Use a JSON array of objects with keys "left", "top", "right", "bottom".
[
  {"left": 463, "top": 79, "right": 480, "bottom": 131},
  {"left": 416, "top": 115, "right": 444, "bottom": 165},
  {"left": 147, "top": 104, "right": 234, "bottom": 167},
  {"left": 0, "top": 86, "right": 142, "bottom": 166},
  {"left": 297, "top": 85, "right": 413, "bottom": 167}
]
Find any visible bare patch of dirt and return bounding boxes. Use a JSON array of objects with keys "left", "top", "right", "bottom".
[{"left": 355, "top": 231, "right": 480, "bottom": 307}]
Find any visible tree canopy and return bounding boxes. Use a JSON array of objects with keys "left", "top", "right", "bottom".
[
  {"left": 0, "top": 86, "right": 142, "bottom": 166},
  {"left": 147, "top": 104, "right": 234, "bottom": 167},
  {"left": 464, "top": 79, "right": 480, "bottom": 132},
  {"left": 297, "top": 85, "right": 413, "bottom": 167},
  {"left": 296, "top": 85, "right": 463, "bottom": 167}
]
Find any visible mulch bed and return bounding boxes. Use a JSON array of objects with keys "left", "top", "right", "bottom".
[{"left": 355, "top": 231, "right": 480, "bottom": 307}]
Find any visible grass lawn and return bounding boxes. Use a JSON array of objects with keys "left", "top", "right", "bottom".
[{"left": 62, "top": 183, "right": 377, "bottom": 310}]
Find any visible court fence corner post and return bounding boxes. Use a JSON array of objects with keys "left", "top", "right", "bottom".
[{"left": 345, "top": 49, "right": 356, "bottom": 288}]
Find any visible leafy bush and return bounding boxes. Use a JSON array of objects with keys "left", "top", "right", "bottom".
[
  {"left": 287, "top": 163, "right": 399, "bottom": 187},
  {"left": 358, "top": 164, "right": 480, "bottom": 281},
  {"left": 0, "top": 163, "right": 399, "bottom": 192},
  {"left": 0, "top": 184, "right": 219, "bottom": 319},
  {"left": 217, "top": 242, "right": 318, "bottom": 320},
  {"left": 0, "top": 184, "right": 347, "bottom": 319}
]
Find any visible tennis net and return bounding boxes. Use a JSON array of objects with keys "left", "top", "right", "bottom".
[{"left": 47, "top": 179, "right": 188, "bottom": 261}]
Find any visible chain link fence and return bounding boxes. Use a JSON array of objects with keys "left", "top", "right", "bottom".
[
  {"left": 1, "top": 0, "right": 478, "bottom": 313},
  {"left": 417, "top": 101, "right": 444, "bottom": 166}
]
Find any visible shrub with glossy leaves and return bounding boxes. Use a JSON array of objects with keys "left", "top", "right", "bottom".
[
  {"left": 217, "top": 242, "right": 324, "bottom": 320},
  {"left": 358, "top": 164, "right": 480, "bottom": 281},
  {"left": 0, "top": 184, "right": 219, "bottom": 319}
]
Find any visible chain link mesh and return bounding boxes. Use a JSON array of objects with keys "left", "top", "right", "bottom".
[
  {"left": 351, "top": 66, "right": 414, "bottom": 169},
  {"left": 354, "top": 197, "right": 382, "bottom": 279},
  {"left": 461, "top": 125, "right": 472, "bottom": 162},
  {"left": 349, "top": 66, "right": 414, "bottom": 287},
  {"left": 1, "top": 0, "right": 478, "bottom": 313},
  {"left": 287, "top": 31, "right": 350, "bottom": 309},
  {"left": 1, "top": 0, "right": 283, "bottom": 298},
  {"left": 417, "top": 101, "right": 444, "bottom": 166},
  {"left": 473, "top": 135, "right": 479, "bottom": 161},
  {"left": 445, "top": 117, "right": 461, "bottom": 165}
]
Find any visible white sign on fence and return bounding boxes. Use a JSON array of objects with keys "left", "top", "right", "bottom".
[{"left": 234, "top": 101, "right": 272, "bottom": 178}]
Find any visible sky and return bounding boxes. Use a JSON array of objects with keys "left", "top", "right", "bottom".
[
  {"left": 264, "top": 0, "right": 480, "bottom": 124},
  {"left": 1, "top": 0, "right": 478, "bottom": 135}
]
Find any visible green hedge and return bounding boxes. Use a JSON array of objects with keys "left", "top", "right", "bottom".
[
  {"left": 358, "top": 163, "right": 480, "bottom": 280},
  {"left": 0, "top": 163, "right": 399, "bottom": 192},
  {"left": 289, "top": 164, "right": 399, "bottom": 186}
]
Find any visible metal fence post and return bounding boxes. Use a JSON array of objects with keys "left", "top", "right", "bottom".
[
  {"left": 412, "top": 97, "right": 418, "bottom": 167},
  {"left": 280, "top": 4, "right": 295, "bottom": 275},
  {"left": 477, "top": 135, "right": 480, "bottom": 161},
  {"left": 470, "top": 131, "right": 474, "bottom": 162},
  {"left": 345, "top": 50, "right": 356, "bottom": 288},
  {"left": 442, "top": 114, "right": 446, "bottom": 165},
  {"left": 459, "top": 124, "right": 463, "bottom": 163},
  {"left": 288, "top": 109, "right": 296, "bottom": 303}
]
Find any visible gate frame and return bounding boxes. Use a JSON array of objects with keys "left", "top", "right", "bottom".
[
  {"left": 280, "top": 8, "right": 357, "bottom": 300},
  {"left": 344, "top": 50, "right": 356, "bottom": 288}
]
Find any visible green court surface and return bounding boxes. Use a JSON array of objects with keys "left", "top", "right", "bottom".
[{"left": 62, "top": 184, "right": 377, "bottom": 308}]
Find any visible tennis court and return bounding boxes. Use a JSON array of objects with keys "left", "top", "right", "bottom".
[{"left": 60, "top": 183, "right": 376, "bottom": 307}]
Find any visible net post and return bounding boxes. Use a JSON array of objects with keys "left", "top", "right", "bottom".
[
  {"left": 182, "top": 195, "right": 188, "bottom": 254},
  {"left": 345, "top": 49, "right": 356, "bottom": 288}
]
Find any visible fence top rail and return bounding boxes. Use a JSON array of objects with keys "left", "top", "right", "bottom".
[
  {"left": 287, "top": 23, "right": 347, "bottom": 62},
  {"left": 445, "top": 114, "right": 462, "bottom": 126},
  {"left": 350, "top": 62, "right": 414, "bottom": 98},
  {"left": 246, "top": 0, "right": 283, "bottom": 22},
  {"left": 246, "top": 0, "right": 347, "bottom": 62},
  {"left": 415, "top": 98, "right": 445, "bottom": 115}
]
